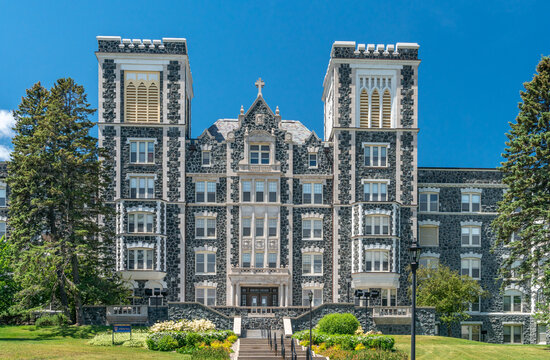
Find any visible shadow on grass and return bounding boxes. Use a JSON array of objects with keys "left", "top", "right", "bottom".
[{"left": 35, "top": 325, "right": 108, "bottom": 339}]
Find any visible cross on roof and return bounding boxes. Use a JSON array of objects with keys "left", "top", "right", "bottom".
[{"left": 255, "top": 77, "right": 265, "bottom": 97}]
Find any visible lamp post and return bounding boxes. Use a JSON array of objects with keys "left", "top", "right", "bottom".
[
  {"left": 308, "top": 291, "right": 313, "bottom": 360},
  {"left": 347, "top": 279, "right": 351, "bottom": 303},
  {"left": 409, "top": 241, "right": 422, "bottom": 360}
]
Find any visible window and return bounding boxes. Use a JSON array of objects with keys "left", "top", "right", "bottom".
[
  {"left": 195, "top": 253, "right": 216, "bottom": 274},
  {"left": 268, "top": 253, "right": 277, "bottom": 268},
  {"left": 365, "top": 250, "right": 390, "bottom": 272},
  {"left": 364, "top": 145, "right": 387, "bottom": 167},
  {"left": 365, "top": 215, "right": 390, "bottom": 235},
  {"left": 196, "top": 288, "right": 216, "bottom": 306},
  {"left": 461, "top": 193, "right": 481, "bottom": 212},
  {"left": 125, "top": 71, "right": 160, "bottom": 123},
  {"left": 419, "top": 225, "right": 439, "bottom": 247},
  {"left": 255, "top": 252, "right": 264, "bottom": 268},
  {"left": 242, "top": 181, "right": 251, "bottom": 202},
  {"left": 130, "top": 140, "right": 155, "bottom": 164},
  {"left": 419, "top": 256, "right": 439, "bottom": 269},
  {"left": 127, "top": 249, "right": 154, "bottom": 270},
  {"left": 250, "top": 144, "right": 270, "bottom": 164},
  {"left": 461, "top": 324, "right": 481, "bottom": 341},
  {"left": 303, "top": 183, "right": 323, "bottom": 204},
  {"left": 363, "top": 181, "right": 388, "bottom": 201},
  {"left": 196, "top": 181, "right": 216, "bottom": 203},
  {"left": 242, "top": 252, "right": 251, "bottom": 268},
  {"left": 129, "top": 176, "right": 154, "bottom": 198},
  {"left": 309, "top": 153, "right": 318, "bottom": 168},
  {"left": 255, "top": 182, "right": 264, "bottom": 202},
  {"left": 202, "top": 151, "right": 211, "bottom": 166},
  {"left": 537, "top": 325, "right": 547, "bottom": 344},
  {"left": 461, "top": 226, "right": 481, "bottom": 247},
  {"left": 0, "top": 187, "right": 5, "bottom": 207},
  {"left": 0, "top": 221, "right": 6, "bottom": 239},
  {"left": 302, "top": 219, "right": 323, "bottom": 240},
  {"left": 268, "top": 218, "right": 277, "bottom": 237},
  {"left": 242, "top": 218, "right": 251, "bottom": 237},
  {"left": 510, "top": 260, "right": 522, "bottom": 280},
  {"left": 381, "top": 289, "right": 397, "bottom": 306},
  {"left": 358, "top": 77, "right": 393, "bottom": 129},
  {"left": 419, "top": 193, "right": 438, "bottom": 212},
  {"left": 503, "top": 290, "right": 522, "bottom": 312},
  {"left": 268, "top": 181, "right": 277, "bottom": 202},
  {"left": 128, "top": 213, "right": 154, "bottom": 233},
  {"left": 302, "top": 254, "right": 323, "bottom": 275},
  {"left": 461, "top": 258, "right": 481, "bottom": 280},
  {"left": 242, "top": 180, "right": 278, "bottom": 202},
  {"left": 468, "top": 296, "right": 481, "bottom": 312},
  {"left": 503, "top": 325, "right": 522, "bottom": 344},
  {"left": 302, "top": 289, "right": 323, "bottom": 306},
  {"left": 196, "top": 218, "right": 216, "bottom": 238},
  {"left": 255, "top": 218, "right": 264, "bottom": 237}
]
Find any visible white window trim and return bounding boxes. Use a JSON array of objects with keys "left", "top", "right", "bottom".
[
  {"left": 195, "top": 286, "right": 217, "bottom": 306},
  {"left": 362, "top": 179, "right": 390, "bottom": 202},
  {"left": 126, "top": 248, "right": 154, "bottom": 270},
  {"left": 194, "top": 251, "right": 217, "bottom": 275},
  {"left": 364, "top": 249, "right": 391, "bottom": 272},
  {"left": 128, "top": 139, "right": 156, "bottom": 164},
  {"left": 302, "top": 182, "right": 323, "bottom": 204},
  {"left": 302, "top": 252, "right": 324, "bottom": 276},
  {"left": 127, "top": 212, "right": 154, "bottom": 234},
  {"left": 195, "top": 217, "right": 217, "bottom": 239},
  {"left": 201, "top": 150, "right": 212, "bottom": 167},
  {"left": 419, "top": 191, "right": 439, "bottom": 212},
  {"left": 302, "top": 218, "right": 324, "bottom": 240},
  {"left": 362, "top": 143, "right": 390, "bottom": 168},
  {"left": 308, "top": 152, "right": 319, "bottom": 169}
]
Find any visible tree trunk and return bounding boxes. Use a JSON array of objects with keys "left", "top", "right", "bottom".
[
  {"left": 447, "top": 324, "right": 452, "bottom": 337},
  {"left": 71, "top": 254, "right": 82, "bottom": 326},
  {"left": 56, "top": 264, "right": 70, "bottom": 320}
]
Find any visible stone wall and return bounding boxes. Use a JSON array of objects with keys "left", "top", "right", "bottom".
[{"left": 169, "top": 302, "right": 232, "bottom": 330}]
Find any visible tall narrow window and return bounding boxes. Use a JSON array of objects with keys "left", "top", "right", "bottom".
[
  {"left": 370, "top": 90, "right": 380, "bottom": 128},
  {"left": 242, "top": 181, "right": 251, "bottom": 202},
  {"left": 382, "top": 89, "right": 392, "bottom": 128},
  {"left": 360, "top": 89, "right": 369, "bottom": 128},
  {"left": 255, "top": 252, "right": 264, "bottom": 268},
  {"left": 309, "top": 153, "right": 318, "bottom": 168},
  {"left": 125, "top": 71, "right": 160, "bottom": 123},
  {"left": 268, "top": 181, "right": 277, "bottom": 202},
  {"left": 268, "top": 253, "right": 277, "bottom": 268},
  {"left": 242, "top": 218, "right": 251, "bottom": 237},
  {"left": 268, "top": 218, "right": 277, "bottom": 237},
  {"left": 202, "top": 151, "right": 211, "bottom": 166},
  {"left": 256, "top": 182, "right": 264, "bottom": 202},
  {"left": 0, "top": 221, "right": 5, "bottom": 239},
  {"left": 255, "top": 218, "right": 264, "bottom": 237},
  {"left": 242, "top": 252, "right": 251, "bottom": 268}
]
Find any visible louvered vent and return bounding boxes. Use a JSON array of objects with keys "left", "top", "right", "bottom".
[
  {"left": 370, "top": 90, "right": 380, "bottom": 128},
  {"left": 125, "top": 71, "right": 160, "bottom": 122},
  {"left": 382, "top": 90, "right": 391, "bottom": 128},
  {"left": 360, "top": 89, "right": 369, "bottom": 128}
]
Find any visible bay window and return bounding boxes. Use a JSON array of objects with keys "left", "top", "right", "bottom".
[
  {"left": 365, "top": 250, "right": 390, "bottom": 272},
  {"left": 128, "top": 213, "right": 154, "bottom": 233},
  {"left": 365, "top": 215, "right": 390, "bottom": 235},
  {"left": 127, "top": 248, "right": 154, "bottom": 270}
]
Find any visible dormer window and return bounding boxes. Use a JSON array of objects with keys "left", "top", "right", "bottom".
[
  {"left": 202, "top": 151, "right": 211, "bottom": 166},
  {"left": 309, "top": 153, "right": 318, "bottom": 168},
  {"left": 250, "top": 144, "right": 270, "bottom": 164}
]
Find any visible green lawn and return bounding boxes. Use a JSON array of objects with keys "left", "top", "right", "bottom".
[
  {"left": 0, "top": 325, "right": 189, "bottom": 359},
  {"left": 393, "top": 335, "right": 550, "bottom": 360},
  {"left": 2, "top": 326, "right": 550, "bottom": 359}
]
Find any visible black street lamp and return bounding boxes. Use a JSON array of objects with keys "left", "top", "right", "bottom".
[
  {"left": 308, "top": 291, "right": 313, "bottom": 360},
  {"left": 347, "top": 279, "right": 351, "bottom": 303},
  {"left": 354, "top": 289, "right": 379, "bottom": 331},
  {"left": 409, "top": 241, "right": 422, "bottom": 360}
]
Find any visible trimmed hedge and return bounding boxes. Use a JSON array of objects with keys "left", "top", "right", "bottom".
[
  {"left": 146, "top": 330, "right": 235, "bottom": 350},
  {"left": 293, "top": 330, "right": 395, "bottom": 351},
  {"left": 35, "top": 314, "right": 69, "bottom": 327},
  {"left": 318, "top": 313, "right": 360, "bottom": 335}
]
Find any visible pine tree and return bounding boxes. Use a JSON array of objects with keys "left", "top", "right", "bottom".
[
  {"left": 492, "top": 56, "right": 550, "bottom": 323},
  {"left": 8, "top": 79, "right": 128, "bottom": 324}
]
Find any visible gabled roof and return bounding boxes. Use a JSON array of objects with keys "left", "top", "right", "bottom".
[{"left": 208, "top": 119, "right": 312, "bottom": 144}]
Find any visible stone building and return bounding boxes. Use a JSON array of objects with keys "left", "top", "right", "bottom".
[{"left": 4, "top": 35, "right": 543, "bottom": 344}]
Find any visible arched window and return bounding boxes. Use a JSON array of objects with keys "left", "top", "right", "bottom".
[
  {"left": 125, "top": 71, "right": 160, "bottom": 123},
  {"left": 382, "top": 89, "right": 392, "bottom": 128},
  {"left": 370, "top": 90, "right": 380, "bottom": 128},
  {"left": 359, "top": 89, "right": 369, "bottom": 128}
]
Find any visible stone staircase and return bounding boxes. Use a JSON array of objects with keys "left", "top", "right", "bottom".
[{"left": 237, "top": 330, "right": 325, "bottom": 360}]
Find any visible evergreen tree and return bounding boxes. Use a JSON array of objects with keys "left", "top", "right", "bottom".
[
  {"left": 412, "top": 265, "right": 487, "bottom": 337},
  {"left": 492, "top": 57, "right": 550, "bottom": 323},
  {"left": 8, "top": 79, "right": 128, "bottom": 324}
]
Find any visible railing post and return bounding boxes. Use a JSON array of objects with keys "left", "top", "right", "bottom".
[{"left": 281, "top": 334, "right": 285, "bottom": 359}]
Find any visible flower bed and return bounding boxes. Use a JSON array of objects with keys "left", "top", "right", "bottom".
[{"left": 145, "top": 319, "right": 236, "bottom": 358}]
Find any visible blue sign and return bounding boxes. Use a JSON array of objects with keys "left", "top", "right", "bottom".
[{"left": 113, "top": 325, "right": 131, "bottom": 333}]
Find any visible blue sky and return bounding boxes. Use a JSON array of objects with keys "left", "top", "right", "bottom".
[{"left": 0, "top": 0, "right": 548, "bottom": 166}]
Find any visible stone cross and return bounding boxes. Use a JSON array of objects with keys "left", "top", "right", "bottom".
[{"left": 255, "top": 77, "right": 265, "bottom": 96}]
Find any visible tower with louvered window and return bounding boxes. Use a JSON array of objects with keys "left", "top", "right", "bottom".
[
  {"left": 96, "top": 36, "right": 193, "bottom": 303},
  {"left": 323, "top": 42, "right": 420, "bottom": 304}
]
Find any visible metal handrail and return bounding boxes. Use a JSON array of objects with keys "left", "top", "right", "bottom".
[
  {"left": 306, "top": 346, "right": 313, "bottom": 360},
  {"left": 280, "top": 334, "right": 285, "bottom": 359},
  {"left": 268, "top": 328, "right": 272, "bottom": 349},
  {"left": 291, "top": 338, "right": 297, "bottom": 360},
  {"left": 273, "top": 330, "right": 277, "bottom": 356}
]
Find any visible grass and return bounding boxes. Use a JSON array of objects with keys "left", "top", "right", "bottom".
[
  {"left": 393, "top": 335, "right": 550, "bottom": 360},
  {"left": 0, "top": 325, "right": 190, "bottom": 359}
]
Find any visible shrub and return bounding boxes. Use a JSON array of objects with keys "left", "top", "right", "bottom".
[
  {"left": 185, "top": 331, "right": 202, "bottom": 346},
  {"left": 318, "top": 313, "right": 360, "bottom": 335},
  {"left": 146, "top": 330, "right": 235, "bottom": 351},
  {"left": 226, "top": 335, "right": 238, "bottom": 343},
  {"left": 191, "top": 347, "right": 230, "bottom": 360},
  {"left": 292, "top": 330, "right": 395, "bottom": 351},
  {"left": 157, "top": 334, "right": 179, "bottom": 351},
  {"left": 149, "top": 319, "right": 216, "bottom": 333},
  {"left": 35, "top": 314, "right": 69, "bottom": 327}
]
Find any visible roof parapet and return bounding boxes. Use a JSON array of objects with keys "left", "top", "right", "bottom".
[
  {"left": 331, "top": 41, "right": 419, "bottom": 60},
  {"left": 96, "top": 36, "right": 187, "bottom": 55}
]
